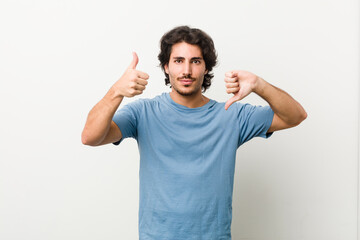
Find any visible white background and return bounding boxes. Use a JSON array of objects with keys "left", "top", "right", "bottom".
[{"left": 0, "top": 0, "right": 359, "bottom": 239}]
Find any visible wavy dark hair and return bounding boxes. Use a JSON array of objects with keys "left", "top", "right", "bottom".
[{"left": 158, "top": 26, "right": 218, "bottom": 92}]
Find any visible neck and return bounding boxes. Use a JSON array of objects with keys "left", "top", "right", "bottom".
[{"left": 169, "top": 90, "right": 209, "bottom": 108}]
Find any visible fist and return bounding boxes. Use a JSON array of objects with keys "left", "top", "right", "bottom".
[
  {"left": 224, "top": 70, "right": 258, "bottom": 110},
  {"left": 112, "top": 52, "right": 150, "bottom": 98}
]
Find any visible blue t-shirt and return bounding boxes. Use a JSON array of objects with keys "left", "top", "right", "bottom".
[{"left": 113, "top": 92, "right": 274, "bottom": 240}]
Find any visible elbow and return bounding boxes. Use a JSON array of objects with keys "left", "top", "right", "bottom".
[
  {"left": 299, "top": 109, "right": 308, "bottom": 123},
  {"left": 81, "top": 133, "right": 91, "bottom": 146},
  {"left": 81, "top": 135, "right": 89, "bottom": 145},
  {"left": 294, "top": 110, "right": 308, "bottom": 127},
  {"left": 302, "top": 111, "right": 308, "bottom": 121},
  {"left": 81, "top": 132, "right": 99, "bottom": 146}
]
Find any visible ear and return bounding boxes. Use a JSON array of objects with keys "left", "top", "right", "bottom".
[
  {"left": 164, "top": 64, "right": 169, "bottom": 74},
  {"left": 205, "top": 69, "right": 208, "bottom": 74}
]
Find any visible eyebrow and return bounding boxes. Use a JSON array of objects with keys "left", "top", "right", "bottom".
[{"left": 172, "top": 56, "right": 203, "bottom": 60}]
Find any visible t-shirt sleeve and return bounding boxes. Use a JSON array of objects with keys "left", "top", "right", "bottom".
[
  {"left": 237, "top": 103, "right": 274, "bottom": 147},
  {"left": 112, "top": 101, "right": 141, "bottom": 145}
]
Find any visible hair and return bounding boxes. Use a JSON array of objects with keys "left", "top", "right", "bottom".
[{"left": 158, "top": 26, "right": 218, "bottom": 92}]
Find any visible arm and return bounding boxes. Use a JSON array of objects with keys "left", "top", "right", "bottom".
[
  {"left": 224, "top": 70, "right": 307, "bottom": 132},
  {"left": 81, "top": 91, "right": 124, "bottom": 146},
  {"left": 81, "top": 52, "right": 149, "bottom": 146}
]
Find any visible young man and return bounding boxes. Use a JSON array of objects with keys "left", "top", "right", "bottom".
[{"left": 82, "top": 26, "right": 307, "bottom": 239}]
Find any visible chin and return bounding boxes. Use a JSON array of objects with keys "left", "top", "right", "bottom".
[
  {"left": 175, "top": 87, "right": 199, "bottom": 96},
  {"left": 171, "top": 81, "right": 202, "bottom": 96}
]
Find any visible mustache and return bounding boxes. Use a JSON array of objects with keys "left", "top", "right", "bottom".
[{"left": 177, "top": 74, "right": 195, "bottom": 80}]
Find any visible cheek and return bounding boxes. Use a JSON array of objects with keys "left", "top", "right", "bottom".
[
  {"left": 196, "top": 67, "right": 207, "bottom": 76},
  {"left": 168, "top": 66, "right": 180, "bottom": 76},
  {"left": 166, "top": 67, "right": 177, "bottom": 81}
]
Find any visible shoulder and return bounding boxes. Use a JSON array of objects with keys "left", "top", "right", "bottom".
[
  {"left": 224, "top": 102, "right": 274, "bottom": 122},
  {"left": 228, "top": 102, "right": 271, "bottom": 113},
  {"left": 124, "top": 93, "right": 164, "bottom": 107},
  {"left": 116, "top": 94, "right": 165, "bottom": 117},
  {"left": 220, "top": 101, "right": 252, "bottom": 115}
]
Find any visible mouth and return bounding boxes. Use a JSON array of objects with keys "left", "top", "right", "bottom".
[
  {"left": 178, "top": 77, "right": 194, "bottom": 85},
  {"left": 180, "top": 80, "right": 193, "bottom": 85}
]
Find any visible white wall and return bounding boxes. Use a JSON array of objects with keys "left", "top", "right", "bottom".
[{"left": 0, "top": 0, "right": 358, "bottom": 239}]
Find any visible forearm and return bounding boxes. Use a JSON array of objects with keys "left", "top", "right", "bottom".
[
  {"left": 254, "top": 78, "right": 307, "bottom": 126},
  {"left": 81, "top": 88, "right": 123, "bottom": 146},
  {"left": 81, "top": 52, "right": 149, "bottom": 146}
]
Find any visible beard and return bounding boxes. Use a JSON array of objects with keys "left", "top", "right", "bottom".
[
  {"left": 171, "top": 75, "right": 202, "bottom": 96},
  {"left": 172, "top": 84, "right": 199, "bottom": 96}
]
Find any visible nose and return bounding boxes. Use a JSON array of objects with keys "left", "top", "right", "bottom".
[{"left": 183, "top": 61, "right": 192, "bottom": 76}]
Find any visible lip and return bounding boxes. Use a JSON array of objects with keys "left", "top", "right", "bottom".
[{"left": 180, "top": 79, "right": 193, "bottom": 84}]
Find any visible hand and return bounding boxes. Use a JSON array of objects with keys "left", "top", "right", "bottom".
[
  {"left": 112, "top": 52, "right": 149, "bottom": 98},
  {"left": 224, "top": 70, "right": 259, "bottom": 110}
]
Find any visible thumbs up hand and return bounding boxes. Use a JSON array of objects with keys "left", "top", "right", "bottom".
[
  {"left": 112, "top": 52, "right": 150, "bottom": 98},
  {"left": 224, "top": 70, "right": 259, "bottom": 110}
]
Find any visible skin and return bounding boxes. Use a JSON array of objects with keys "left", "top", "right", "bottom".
[
  {"left": 164, "top": 42, "right": 209, "bottom": 108},
  {"left": 81, "top": 42, "right": 307, "bottom": 146},
  {"left": 81, "top": 52, "right": 148, "bottom": 146},
  {"left": 223, "top": 70, "right": 307, "bottom": 133}
]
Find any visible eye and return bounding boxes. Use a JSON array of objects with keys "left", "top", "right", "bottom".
[
  {"left": 174, "top": 59, "right": 182, "bottom": 63},
  {"left": 192, "top": 60, "right": 201, "bottom": 64}
]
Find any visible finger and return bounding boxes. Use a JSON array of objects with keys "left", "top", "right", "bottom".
[
  {"left": 225, "top": 95, "right": 240, "bottom": 110},
  {"left": 136, "top": 78, "right": 148, "bottom": 86},
  {"left": 225, "top": 71, "right": 236, "bottom": 78},
  {"left": 130, "top": 89, "right": 143, "bottom": 97},
  {"left": 128, "top": 52, "right": 139, "bottom": 69},
  {"left": 134, "top": 90, "right": 143, "bottom": 95},
  {"left": 224, "top": 77, "right": 237, "bottom": 83},
  {"left": 134, "top": 84, "right": 146, "bottom": 91},
  {"left": 226, "top": 87, "right": 240, "bottom": 94},
  {"left": 136, "top": 71, "right": 149, "bottom": 80},
  {"left": 225, "top": 82, "right": 239, "bottom": 88}
]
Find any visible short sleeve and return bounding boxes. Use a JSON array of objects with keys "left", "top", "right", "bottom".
[
  {"left": 237, "top": 103, "right": 274, "bottom": 147},
  {"left": 112, "top": 100, "right": 141, "bottom": 145}
]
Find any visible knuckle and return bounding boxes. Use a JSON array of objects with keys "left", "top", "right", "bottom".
[
  {"left": 126, "top": 91, "right": 134, "bottom": 97},
  {"left": 130, "top": 82, "right": 136, "bottom": 88}
]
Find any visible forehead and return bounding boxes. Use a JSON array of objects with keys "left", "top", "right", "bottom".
[{"left": 170, "top": 42, "right": 203, "bottom": 58}]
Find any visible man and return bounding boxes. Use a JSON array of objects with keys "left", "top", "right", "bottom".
[{"left": 82, "top": 26, "right": 307, "bottom": 239}]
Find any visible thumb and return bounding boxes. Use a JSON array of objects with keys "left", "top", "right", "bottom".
[
  {"left": 225, "top": 95, "right": 240, "bottom": 110},
  {"left": 225, "top": 71, "right": 236, "bottom": 78},
  {"left": 128, "top": 52, "right": 138, "bottom": 69}
]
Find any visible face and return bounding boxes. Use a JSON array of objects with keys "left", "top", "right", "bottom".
[{"left": 164, "top": 42, "right": 208, "bottom": 97}]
